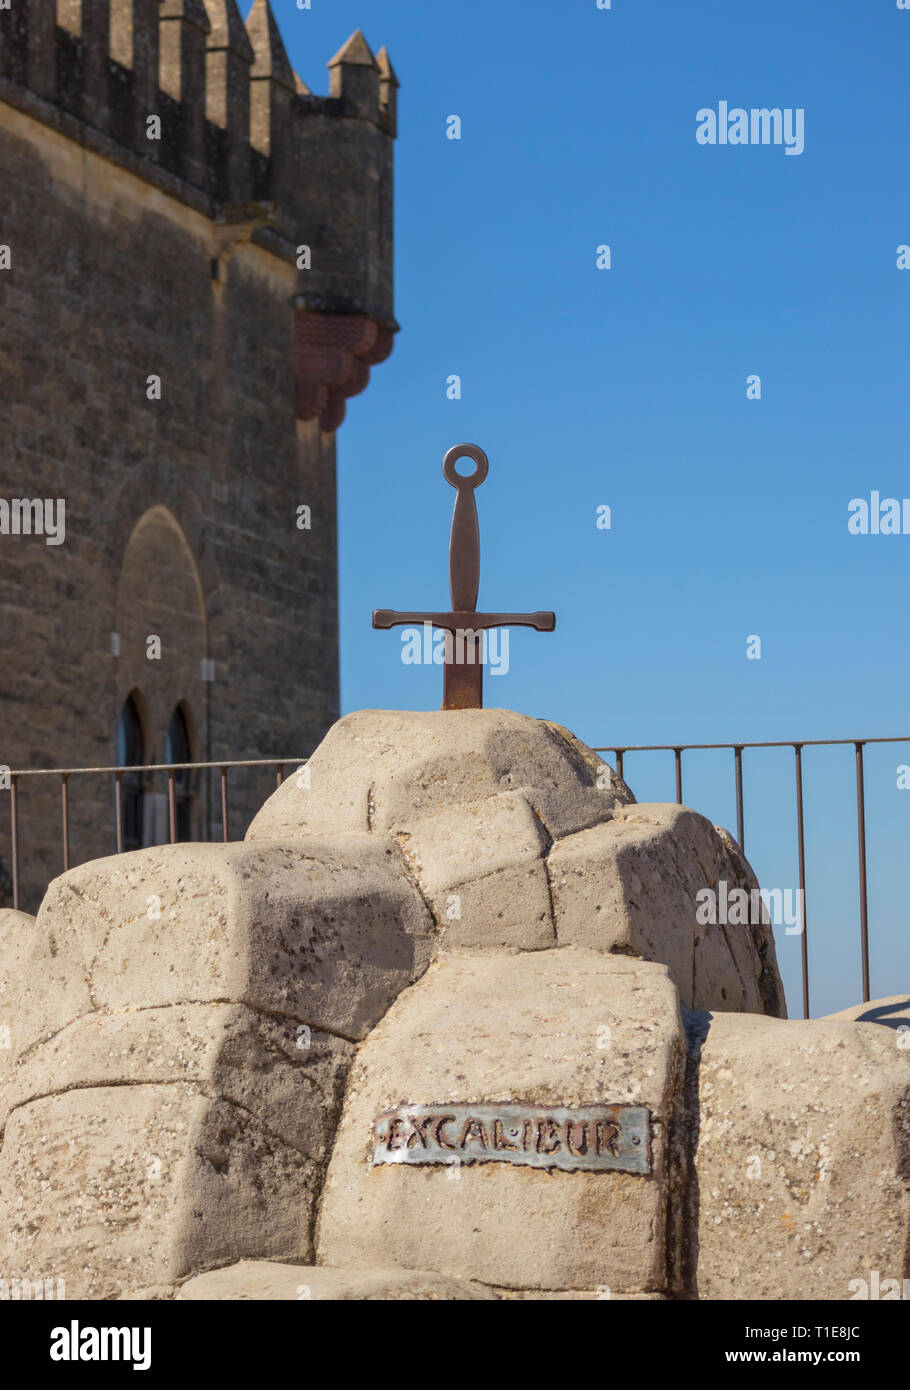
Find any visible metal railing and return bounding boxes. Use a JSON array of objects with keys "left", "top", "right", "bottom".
[
  {"left": 5, "top": 736, "right": 907, "bottom": 1021},
  {"left": 5, "top": 756, "right": 309, "bottom": 913},
  {"left": 595, "top": 736, "right": 910, "bottom": 1019}
]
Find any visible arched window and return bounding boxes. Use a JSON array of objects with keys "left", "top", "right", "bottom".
[
  {"left": 117, "top": 694, "right": 145, "bottom": 852},
  {"left": 165, "top": 703, "right": 193, "bottom": 841}
]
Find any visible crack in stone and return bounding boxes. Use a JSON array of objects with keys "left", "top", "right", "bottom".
[
  {"left": 10, "top": 997, "right": 364, "bottom": 1072},
  {"left": 2, "top": 1076, "right": 327, "bottom": 1164},
  {"left": 388, "top": 834, "right": 440, "bottom": 935}
]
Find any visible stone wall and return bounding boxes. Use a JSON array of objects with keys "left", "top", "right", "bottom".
[{"left": 0, "top": 2, "right": 397, "bottom": 908}]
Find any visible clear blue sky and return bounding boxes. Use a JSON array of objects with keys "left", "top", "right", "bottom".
[{"left": 265, "top": 0, "right": 910, "bottom": 1017}]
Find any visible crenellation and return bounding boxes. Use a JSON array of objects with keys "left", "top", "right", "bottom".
[
  {"left": 130, "top": 0, "right": 161, "bottom": 154},
  {"left": 81, "top": 0, "right": 111, "bottom": 128},
  {"left": 1, "top": 6, "right": 398, "bottom": 286},
  {"left": 27, "top": 1, "right": 55, "bottom": 96},
  {"left": 109, "top": 0, "right": 132, "bottom": 66},
  {"left": 202, "top": 0, "right": 252, "bottom": 201},
  {"left": 327, "top": 28, "right": 379, "bottom": 122},
  {"left": 57, "top": 0, "right": 81, "bottom": 36},
  {"left": 246, "top": 0, "right": 293, "bottom": 209},
  {"left": 377, "top": 46, "right": 398, "bottom": 139},
  {"left": 106, "top": 48, "right": 134, "bottom": 148},
  {"left": 54, "top": 21, "right": 82, "bottom": 113},
  {"left": 0, "top": 1, "right": 29, "bottom": 85},
  {"left": 158, "top": 0, "right": 209, "bottom": 186}
]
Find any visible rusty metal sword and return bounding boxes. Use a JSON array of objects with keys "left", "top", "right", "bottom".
[{"left": 372, "top": 443, "right": 556, "bottom": 709}]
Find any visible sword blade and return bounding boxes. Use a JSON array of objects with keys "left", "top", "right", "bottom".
[{"left": 443, "top": 646, "right": 483, "bottom": 710}]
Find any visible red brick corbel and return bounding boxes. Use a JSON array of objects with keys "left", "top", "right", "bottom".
[{"left": 293, "top": 311, "right": 395, "bottom": 431}]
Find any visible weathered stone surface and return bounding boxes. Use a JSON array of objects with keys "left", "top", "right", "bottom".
[
  {"left": 175, "top": 1260, "right": 497, "bottom": 1300},
  {"left": 433, "top": 863, "right": 555, "bottom": 951},
  {"left": 0, "top": 708, "right": 838, "bottom": 1303},
  {"left": 0, "top": 904, "right": 92, "bottom": 1091},
  {"left": 318, "top": 948, "right": 683, "bottom": 1293},
  {"left": 822, "top": 995, "right": 910, "bottom": 1031},
  {"left": 395, "top": 792, "right": 555, "bottom": 950},
  {"left": 4, "top": 1004, "right": 353, "bottom": 1158},
  {"left": 117, "top": 1285, "right": 181, "bottom": 1301},
  {"left": 0, "top": 832, "right": 435, "bottom": 1299},
  {"left": 548, "top": 805, "right": 786, "bottom": 1015},
  {"left": 0, "top": 831, "right": 441, "bottom": 1299},
  {"left": 494, "top": 1289, "right": 665, "bottom": 1300},
  {"left": 0, "top": 909, "right": 39, "bottom": 1084},
  {"left": 244, "top": 709, "right": 635, "bottom": 954},
  {"left": 0, "top": 909, "right": 39, "bottom": 1258},
  {"left": 0, "top": 908, "right": 37, "bottom": 957},
  {"left": 244, "top": 711, "right": 786, "bottom": 1012},
  {"left": 711, "top": 826, "right": 786, "bottom": 1016},
  {"left": 0, "top": 1084, "right": 320, "bottom": 1300},
  {"left": 246, "top": 708, "right": 630, "bottom": 843},
  {"left": 684, "top": 1010, "right": 910, "bottom": 1300},
  {"left": 23, "top": 837, "right": 434, "bottom": 1047}
]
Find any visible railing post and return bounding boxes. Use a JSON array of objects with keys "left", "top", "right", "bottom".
[
  {"left": 167, "top": 769, "right": 177, "bottom": 845},
  {"left": 61, "top": 774, "right": 70, "bottom": 873},
  {"left": 794, "top": 744, "right": 809, "bottom": 1018},
  {"left": 733, "top": 746, "right": 745, "bottom": 852},
  {"left": 615, "top": 749, "right": 624, "bottom": 782},
  {"left": 114, "top": 772, "right": 124, "bottom": 854},
  {"left": 4, "top": 756, "right": 307, "bottom": 893},
  {"left": 674, "top": 748, "right": 683, "bottom": 805},
  {"left": 220, "top": 767, "right": 229, "bottom": 843},
  {"left": 855, "top": 741, "right": 870, "bottom": 1003},
  {"left": 10, "top": 775, "right": 19, "bottom": 911}
]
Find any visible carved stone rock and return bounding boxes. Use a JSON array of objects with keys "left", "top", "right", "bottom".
[
  {"left": 549, "top": 805, "right": 786, "bottom": 1015},
  {"left": 683, "top": 1009, "right": 910, "bottom": 1300},
  {"left": 318, "top": 948, "right": 684, "bottom": 1295},
  {"left": 245, "top": 707, "right": 631, "bottom": 842},
  {"left": 7, "top": 708, "right": 888, "bottom": 1305}
]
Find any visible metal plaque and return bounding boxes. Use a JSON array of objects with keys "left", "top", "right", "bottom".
[{"left": 371, "top": 1102, "right": 651, "bottom": 1175}]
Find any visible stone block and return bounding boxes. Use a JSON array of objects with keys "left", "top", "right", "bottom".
[
  {"left": 0, "top": 909, "right": 39, "bottom": 1091},
  {"left": 246, "top": 708, "right": 630, "bottom": 844},
  {"left": 0, "top": 904, "right": 91, "bottom": 1078},
  {"left": 395, "top": 792, "right": 554, "bottom": 949},
  {"left": 434, "top": 863, "right": 555, "bottom": 951},
  {"left": 548, "top": 805, "right": 785, "bottom": 1015},
  {"left": 318, "top": 948, "right": 684, "bottom": 1293},
  {"left": 5, "top": 1003, "right": 353, "bottom": 1158},
  {"left": 0, "top": 1084, "right": 320, "bottom": 1299},
  {"left": 685, "top": 1010, "right": 910, "bottom": 1300},
  {"left": 24, "top": 837, "right": 435, "bottom": 1046}
]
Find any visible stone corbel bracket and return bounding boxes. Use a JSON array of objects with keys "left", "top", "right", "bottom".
[
  {"left": 211, "top": 199, "right": 284, "bottom": 283},
  {"left": 292, "top": 295, "right": 398, "bottom": 432}
]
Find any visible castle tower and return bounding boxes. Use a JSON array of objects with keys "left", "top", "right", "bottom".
[{"left": 0, "top": 1, "right": 399, "bottom": 908}]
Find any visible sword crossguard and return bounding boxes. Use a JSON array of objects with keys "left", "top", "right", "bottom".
[{"left": 372, "top": 610, "right": 556, "bottom": 632}]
